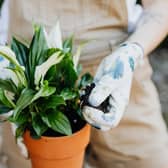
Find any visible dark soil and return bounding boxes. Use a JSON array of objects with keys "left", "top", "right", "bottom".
[
  {"left": 80, "top": 83, "right": 110, "bottom": 113},
  {"left": 43, "top": 114, "right": 86, "bottom": 137}
]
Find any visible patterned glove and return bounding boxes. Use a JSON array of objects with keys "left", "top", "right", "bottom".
[{"left": 82, "top": 42, "right": 144, "bottom": 131}]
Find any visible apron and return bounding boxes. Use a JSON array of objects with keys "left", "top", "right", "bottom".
[{"left": 2, "top": 0, "right": 168, "bottom": 168}]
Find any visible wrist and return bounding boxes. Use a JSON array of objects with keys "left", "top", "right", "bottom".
[{"left": 119, "top": 42, "right": 144, "bottom": 65}]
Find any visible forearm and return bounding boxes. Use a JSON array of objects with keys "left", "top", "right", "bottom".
[{"left": 127, "top": 1, "right": 168, "bottom": 56}]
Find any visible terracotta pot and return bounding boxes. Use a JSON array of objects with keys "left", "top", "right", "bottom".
[{"left": 24, "top": 124, "right": 91, "bottom": 168}]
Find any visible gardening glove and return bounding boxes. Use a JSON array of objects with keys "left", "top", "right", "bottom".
[{"left": 82, "top": 42, "right": 144, "bottom": 131}]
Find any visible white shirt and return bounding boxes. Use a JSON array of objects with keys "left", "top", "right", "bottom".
[{"left": 0, "top": 0, "right": 143, "bottom": 44}]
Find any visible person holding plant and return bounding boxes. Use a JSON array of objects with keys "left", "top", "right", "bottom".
[{"left": 0, "top": 0, "right": 168, "bottom": 168}]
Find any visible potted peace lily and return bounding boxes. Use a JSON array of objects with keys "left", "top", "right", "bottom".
[{"left": 0, "top": 22, "right": 92, "bottom": 168}]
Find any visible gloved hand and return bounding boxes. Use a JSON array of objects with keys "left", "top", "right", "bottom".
[
  {"left": 0, "top": 57, "right": 28, "bottom": 158},
  {"left": 82, "top": 42, "right": 144, "bottom": 131}
]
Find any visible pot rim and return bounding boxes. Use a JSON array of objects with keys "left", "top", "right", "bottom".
[{"left": 26, "top": 123, "right": 90, "bottom": 140}]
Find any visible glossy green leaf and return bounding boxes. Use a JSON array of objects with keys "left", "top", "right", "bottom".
[
  {"left": 60, "top": 89, "right": 77, "bottom": 100},
  {"left": 0, "top": 46, "right": 25, "bottom": 77},
  {"left": 73, "top": 42, "right": 87, "bottom": 70},
  {"left": 13, "top": 88, "right": 35, "bottom": 119},
  {"left": 42, "top": 95, "right": 66, "bottom": 110},
  {"left": 56, "top": 56, "right": 78, "bottom": 88},
  {"left": 35, "top": 51, "right": 64, "bottom": 86},
  {"left": 0, "top": 78, "right": 17, "bottom": 94},
  {"left": 15, "top": 124, "right": 26, "bottom": 139},
  {"left": 42, "top": 111, "right": 72, "bottom": 135},
  {"left": 7, "top": 67, "right": 27, "bottom": 88},
  {"left": 31, "top": 112, "right": 48, "bottom": 137},
  {"left": 76, "top": 64, "right": 82, "bottom": 76},
  {"left": 9, "top": 111, "right": 29, "bottom": 125},
  {"left": 28, "top": 26, "right": 48, "bottom": 87},
  {"left": 78, "top": 73, "right": 93, "bottom": 88},
  {"left": 13, "top": 82, "right": 55, "bottom": 120},
  {"left": 11, "top": 37, "right": 29, "bottom": 81},
  {"left": 0, "top": 104, "right": 11, "bottom": 115},
  {"left": 11, "top": 37, "right": 28, "bottom": 67},
  {"left": 63, "top": 35, "right": 74, "bottom": 53},
  {"left": 0, "top": 89, "right": 15, "bottom": 108},
  {"left": 31, "top": 81, "right": 56, "bottom": 102}
]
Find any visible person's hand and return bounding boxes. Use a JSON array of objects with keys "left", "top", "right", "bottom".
[{"left": 82, "top": 42, "right": 144, "bottom": 131}]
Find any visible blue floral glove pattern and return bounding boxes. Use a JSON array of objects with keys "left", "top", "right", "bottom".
[{"left": 82, "top": 42, "right": 144, "bottom": 131}]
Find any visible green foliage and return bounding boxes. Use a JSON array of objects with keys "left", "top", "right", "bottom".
[
  {"left": 0, "top": 88, "right": 15, "bottom": 108},
  {"left": 13, "top": 88, "right": 35, "bottom": 119},
  {"left": 0, "top": 104, "right": 11, "bottom": 115},
  {"left": 0, "top": 79, "right": 17, "bottom": 94},
  {"left": 0, "top": 0, "right": 4, "bottom": 14},
  {"left": 78, "top": 73, "right": 93, "bottom": 89},
  {"left": 0, "top": 24, "right": 93, "bottom": 138},
  {"left": 41, "top": 111, "right": 72, "bottom": 135},
  {"left": 31, "top": 112, "right": 48, "bottom": 137},
  {"left": 63, "top": 34, "right": 74, "bottom": 53},
  {"left": 28, "top": 26, "right": 48, "bottom": 88}
]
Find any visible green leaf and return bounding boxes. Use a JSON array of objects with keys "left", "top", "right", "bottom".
[
  {"left": 40, "top": 112, "right": 51, "bottom": 127},
  {"left": 44, "top": 48, "right": 60, "bottom": 82},
  {"left": 13, "top": 88, "right": 35, "bottom": 119},
  {"left": 76, "top": 64, "right": 82, "bottom": 76},
  {"left": 0, "top": 78, "right": 17, "bottom": 94},
  {"left": 56, "top": 56, "right": 78, "bottom": 88},
  {"left": 11, "top": 37, "right": 28, "bottom": 67},
  {"left": 73, "top": 43, "right": 87, "bottom": 70},
  {"left": 60, "top": 89, "right": 78, "bottom": 100},
  {"left": 42, "top": 111, "right": 72, "bottom": 135},
  {"left": 0, "top": 104, "right": 11, "bottom": 115},
  {"left": 31, "top": 112, "right": 48, "bottom": 137},
  {"left": 0, "top": 89, "right": 15, "bottom": 108},
  {"left": 9, "top": 111, "right": 29, "bottom": 125},
  {"left": 28, "top": 26, "right": 48, "bottom": 87},
  {"left": 0, "top": 46, "right": 24, "bottom": 72},
  {"left": 11, "top": 37, "right": 29, "bottom": 81},
  {"left": 13, "top": 82, "right": 56, "bottom": 120},
  {"left": 7, "top": 67, "right": 27, "bottom": 88},
  {"left": 31, "top": 81, "right": 56, "bottom": 102},
  {"left": 78, "top": 73, "right": 93, "bottom": 88},
  {"left": 76, "top": 108, "right": 84, "bottom": 118},
  {"left": 35, "top": 51, "right": 64, "bottom": 86},
  {"left": 42, "top": 95, "right": 66, "bottom": 110},
  {"left": 46, "top": 21, "right": 63, "bottom": 49},
  {"left": 63, "top": 35, "right": 74, "bottom": 53},
  {"left": 15, "top": 124, "right": 26, "bottom": 139}
]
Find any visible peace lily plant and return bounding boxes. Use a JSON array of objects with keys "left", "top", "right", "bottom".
[{"left": 0, "top": 22, "right": 92, "bottom": 139}]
